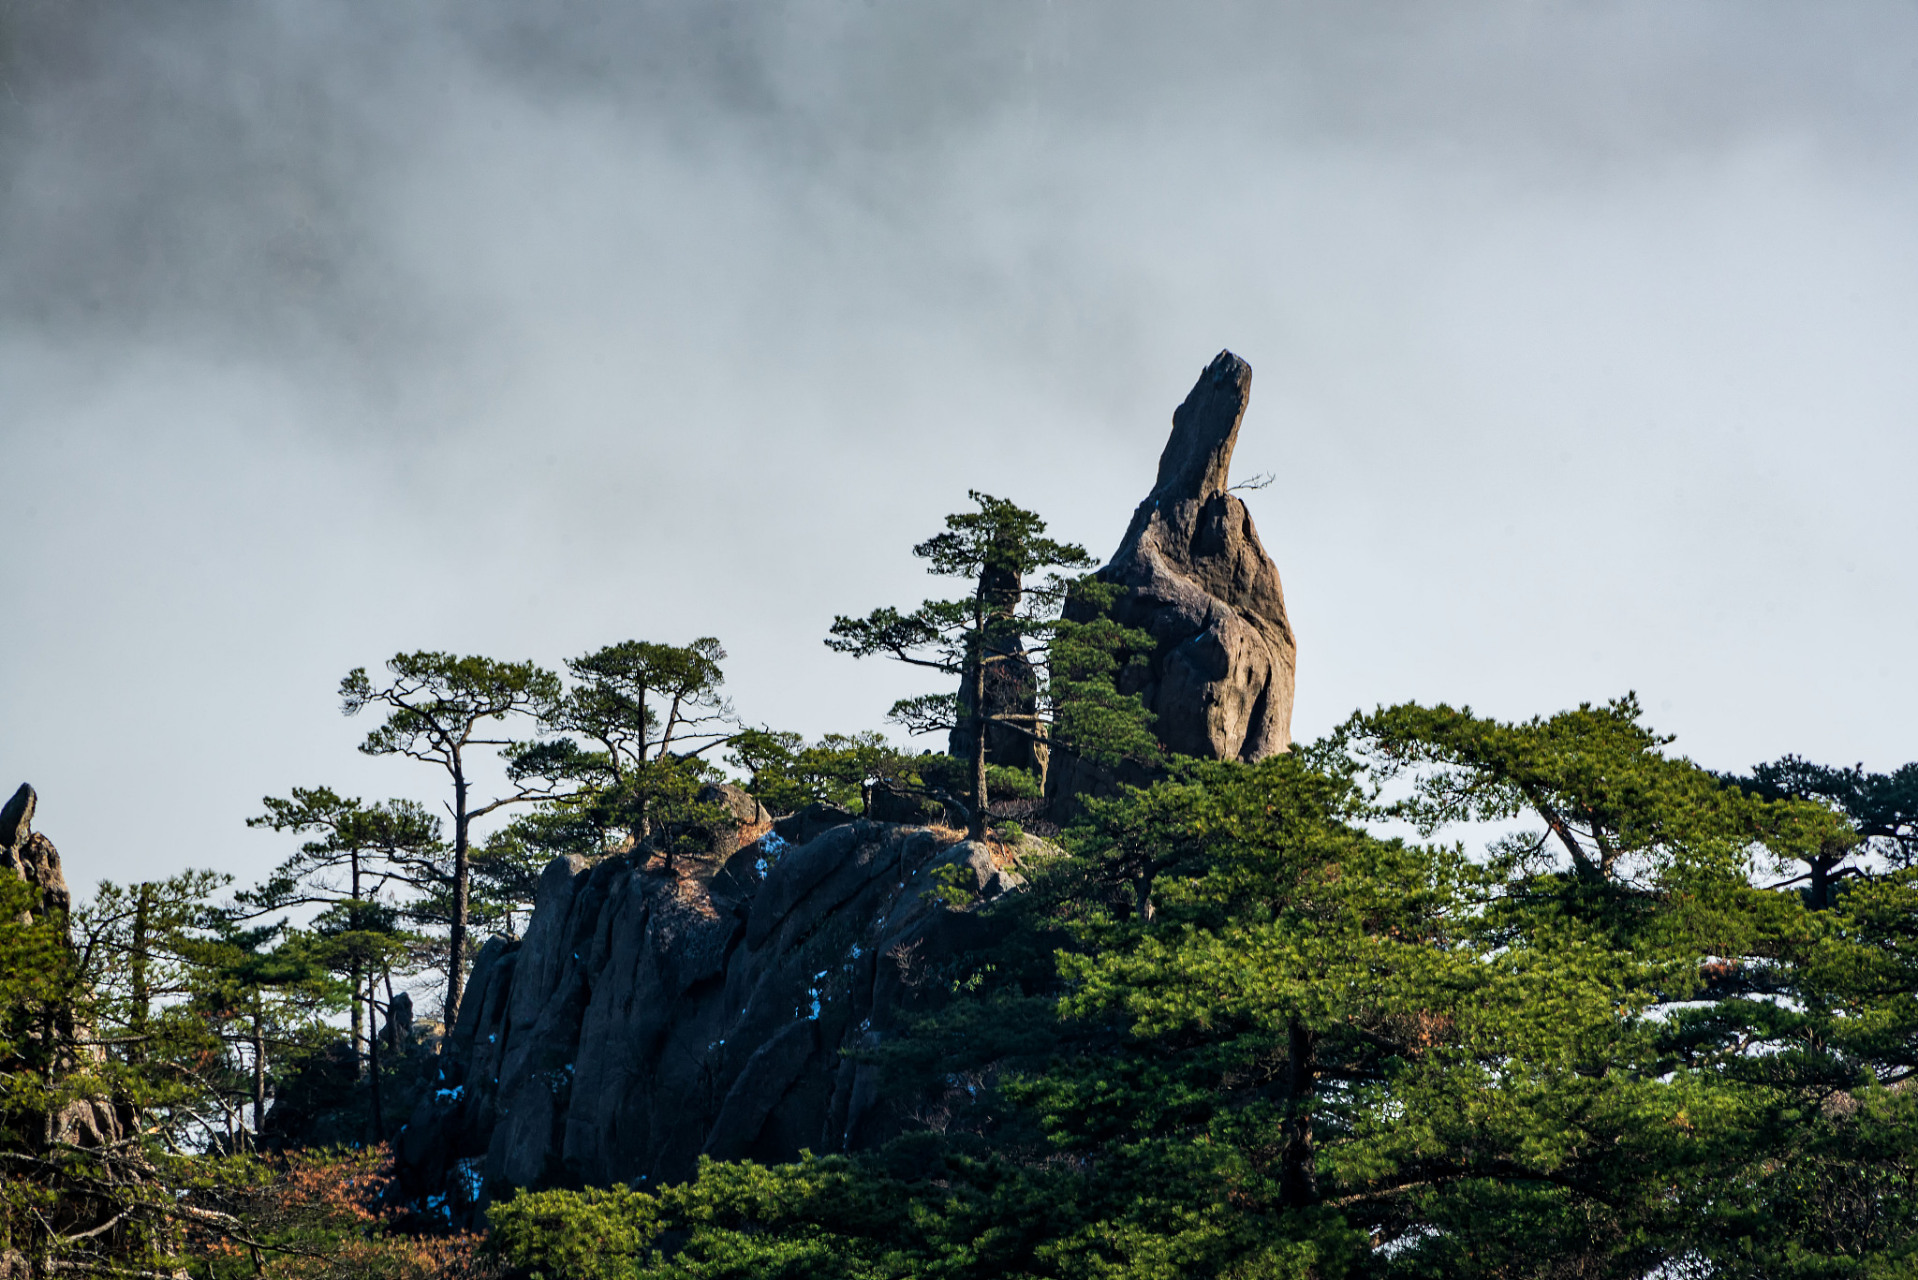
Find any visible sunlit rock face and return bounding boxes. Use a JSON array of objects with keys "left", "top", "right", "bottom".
[{"left": 1050, "top": 351, "right": 1296, "bottom": 806}]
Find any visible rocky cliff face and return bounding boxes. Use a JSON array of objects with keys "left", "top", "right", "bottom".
[
  {"left": 1053, "top": 350, "right": 1295, "bottom": 803},
  {"left": 394, "top": 802, "right": 1027, "bottom": 1217}
]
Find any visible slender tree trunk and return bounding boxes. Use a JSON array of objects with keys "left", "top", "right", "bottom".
[
  {"left": 368, "top": 986, "right": 384, "bottom": 1143},
  {"left": 129, "top": 883, "right": 151, "bottom": 1066},
  {"left": 659, "top": 694, "right": 683, "bottom": 758},
  {"left": 350, "top": 960, "right": 365, "bottom": 1078},
  {"left": 1279, "top": 1018, "right": 1318, "bottom": 1209},
  {"left": 969, "top": 616, "right": 990, "bottom": 841},
  {"left": 251, "top": 1011, "right": 268, "bottom": 1142},
  {"left": 447, "top": 759, "right": 471, "bottom": 1026},
  {"left": 349, "top": 851, "right": 364, "bottom": 1076}
]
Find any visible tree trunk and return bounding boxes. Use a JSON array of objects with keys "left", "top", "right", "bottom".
[
  {"left": 447, "top": 760, "right": 471, "bottom": 1026},
  {"left": 368, "top": 986, "right": 384, "bottom": 1143},
  {"left": 129, "top": 882, "right": 151, "bottom": 1066},
  {"left": 1279, "top": 1018, "right": 1318, "bottom": 1209},
  {"left": 251, "top": 1011, "right": 268, "bottom": 1142},
  {"left": 350, "top": 960, "right": 365, "bottom": 1079},
  {"left": 1810, "top": 855, "right": 1834, "bottom": 911},
  {"left": 969, "top": 642, "right": 989, "bottom": 841},
  {"left": 350, "top": 850, "right": 364, "bottom": 1076}
]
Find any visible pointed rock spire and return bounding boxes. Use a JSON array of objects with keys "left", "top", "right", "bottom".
[
  {"left": 1149, "top": 349, "right": 1254, "bottom": 504},
  {"left": 1057, "top": 351, "right": 1296, "bottom": 792},
  {"left": 2, "top": 782, "right": 69, "bottom": 917}
]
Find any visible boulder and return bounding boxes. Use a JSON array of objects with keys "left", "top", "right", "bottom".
[
  {"left": 772, "top": 802, "right": 857, "bottom": 846},
  {"left": 695, "top": 782, "right": 773, "bottom": 858},
  {"left": 383, "top": 991, "right": 414, "bottom": 1050},
  {"left": 1051, "top": 351, "right": 1295, "bottom": 805},
  {"left": 939, "top": 840, "right": 1027, "bottom": 898},
  {"left": 867, "top": 783, "right": 948, "bottom": 827}
]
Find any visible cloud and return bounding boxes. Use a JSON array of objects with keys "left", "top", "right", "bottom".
[{"left": 4, "top": 1, "right": 1915, "bottom": 886}]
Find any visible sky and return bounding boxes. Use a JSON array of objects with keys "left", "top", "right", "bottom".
[{"left": 3, "top": 1, "right": 1915, "bottom": 892}]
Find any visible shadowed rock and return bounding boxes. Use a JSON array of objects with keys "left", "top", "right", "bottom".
[
  {"left": 393, "top": 820, "right": 1034, "bottom": 1220},
  {"left": 1053, "top": 351, "right": 1295, "bottom": 800},
  {"left": 948, "top": 561, "right": 1048, "bottom": 778}
]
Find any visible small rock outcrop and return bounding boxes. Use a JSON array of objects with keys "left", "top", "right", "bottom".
[
  {"left": 393, "top": 818, "right": 1032, "bottom": 1218},
  {"left": 948, "top": 559, "right": 1048, "bottom": 778},
  {"left": 1053, "top": 351, "right": 1295, "bottom": 800},
  {"left": 2, "top": 782, "right": 71, "bottom": 918},
  {"left": 0, "top": 785, "right": 129, "bottom": 1175}
]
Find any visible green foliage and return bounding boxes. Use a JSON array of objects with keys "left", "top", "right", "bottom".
[
  {"left": 549, "top": 638, "right": 732, "bottom": 759},
  {"left": 922, "top": 860, "right": 978, "bottom": 910},
  {"left": 341, "top": 653, "right": 563, "bottom": 765},
  {"left": 726, "top": 729, "right": 909, "bottom": 816},
  {"left": 244, "top": 790, "right": 442, "bottom": 898},
  {"left": 1341, "top": 694, "right": 1844, "bottom": 884},
  {"left": 242, "top": 786, "right": 438, "bottom": 1137},
  {"left": 4, "top": 851, "right": 465, "bottom": 1274},
  {"left": 1718, "top": 753, "right": 1918, "bottom": 912},
  {"left": 0, "top": 871, "right": 88, "bottom": 1122},
  {"left": 1727, "top": 755, "right": 1918, "bottom": 860},
  {"left": 824, "top": 485, "right": 1135, "bottom": 836},
  {"left": 340, "top": 651, "right": 562, "bottom": 1021},
  {"left": 1046, "top": 575, "right": 1164, "bottom": 773},
  {"left": 487, "top": 1184, "right": 661, "bottom": 1280},
  {"left": 502, "top": 638, "right": 739, "bottom": 869},
  {"left": 486, "top": 697, "right": 1918, "bottom": 1276},
  {"left": 490, "top": 1149, "right": 1360, "bottom": 1280},
  {"left": 912, "top": 754, "right": 1043, "bottom": 807},
  {"left": 72, "top": 866, "right": 376, "bottom": 1155},
  {"left": 18, "top": 584, "right": 1918, "bottom": 1275}
]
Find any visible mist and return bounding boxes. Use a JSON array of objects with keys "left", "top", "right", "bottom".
[{"left": 4, "top": 1, "right": 1915, "bottom": 886}]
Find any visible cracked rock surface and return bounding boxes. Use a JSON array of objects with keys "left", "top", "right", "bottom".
[{"left": 395, "top": 819, "right": 1028, "bottom": 1216}]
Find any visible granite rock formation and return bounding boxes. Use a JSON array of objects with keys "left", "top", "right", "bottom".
[
  {"left": 948, "top": 560, "right": 1048, "bottom": 779},
  {"left": 1053, "top": 351, "right": 1295, "bottom": 801},
  {"left": 1, "top": 785, "right": 128, "bottom": 1159},
  {"left": 394, "top": 809, "right": 1029, "bottom": 1219},
  {"left": 398, "top": 350, "right": 1300, "bottom": 1213},
  {"left": 2, "top": 783, "right": 71, "bottom": 918}
]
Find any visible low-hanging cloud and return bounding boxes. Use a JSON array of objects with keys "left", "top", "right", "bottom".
[{"left": 4, "top": 0, "right": 1915, "bottom": 885}]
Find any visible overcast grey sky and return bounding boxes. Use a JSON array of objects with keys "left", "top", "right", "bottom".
[{"left": 4, "top": 1, "right": 1915, "bottom": 891}]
